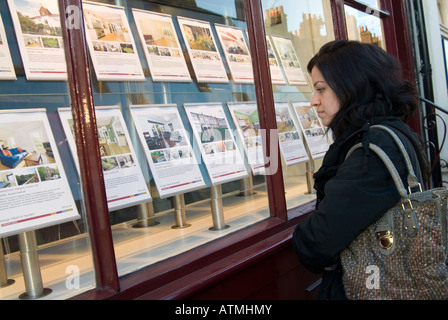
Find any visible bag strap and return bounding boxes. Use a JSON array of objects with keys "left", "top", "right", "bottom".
[
  {"left": 345, "top": 125, "right": 421, "bottom": 199},
  {"left": 370, "top": 125, "right": 420, "bottom": 191}
]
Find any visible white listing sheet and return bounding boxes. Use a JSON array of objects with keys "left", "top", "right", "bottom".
[
  {"left": 177, "top": 17, "right": 228, "bottom": 83},
  {"left": 7, "top": 0, "right": 67, "bottom": 80},
  {"left": 271, "top": 36, "right": 307, "bottom": 86},
  {"left": 130, "top": 104, "right": 206, "bottom": 198},
  {"left": 292, "top": 101, "right": 329, "bottom": 160},
  {"left": 184, "top": 103, "right": 248, "bottom": 185},
  {"left": 215, "top": 24, "right": 253, "bottom": 84},
  {"left": 227, "top": 102, "right": 265, "bottom": 175},
  {"left": 132, "top": 9, "right": 191, "bottom": 82},
  {"left": 275, "top": 102, "right": 309, "bottom": 165},
  {"left": 82, "top": 1, "right": 145, "bottom": 81},
  {"left": 58, "top": 106, "right": 151, "bottom": 210},
  {"left": 0, "top": 109, "right": 79, "bottom": 237}
]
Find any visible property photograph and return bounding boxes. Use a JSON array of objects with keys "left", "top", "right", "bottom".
[
  {"left": 217, "top": 28, "right": 250, "bottom": 57},
  {"left": 96, "top": 116, "right": 131, "bottom": 157},
  {"left": 137, "top": 17, "right": 178, "bottom": 48},
  {"left": 83, "top": 7, "right": 132, "bottom": 43},
  {"left": 0, "top": 170, "right": 15, "bottom": 188},
  {"left": 275, "top": 105, "right": 296, "bottom": 134},
  {"left": 13, "top": 0, "right": 62, "bottom": 37},
  {"left": 117, "top": 154, "right": 136, "bottom": 169},
  {"left": 0, "top": 120, "right": 56, "bottom": 171},
  {"left": 135, "top": 109, "right": 188, "bottom": 151},
  {"left": 37, "top": 164, "right": 60, "bottom": 182},
  {"left": 186, "top": 106, "right": 231, "bottom": 144},
  {"left": 231, "top": 106, "right": 260, "bottom": 138},
  {"left": 150, "top": 150, "right": 167, "bottom": 163},
  {"left": 101, "top": 156, "right": 120, "bottom": 172},
  {"left": 182, "top": 24, "right": 217, "bottom": 52},
  {"left": 294, "top": 103, "right": 326, "bottom": 138},
  {"left": 15, "top": 167, "right": 39, "bottom": 186}
]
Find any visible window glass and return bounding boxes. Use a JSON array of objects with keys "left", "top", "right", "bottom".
[
  {"left": 262, "top": 0, "right": 334, "bottom": 210},
  {"left": 78, "top": 0, "right": 270, "bottom": 279},
  {"left": 357, "top": 0, "right": 380, "bottom": 8},
  {"left": 0, "top": 0, "right": 94, "bottom": 299},
  {"left": 345, "top": 3, "right": 386, "bottom": 50}
]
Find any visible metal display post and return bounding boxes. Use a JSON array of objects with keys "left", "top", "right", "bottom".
[
  {"left": 18, "top": 231, "right": 51, "bottom": 299},
  {"left": 172, "top": 194, "right": 191, "bottom": 229},
  {"left": 0, "top": 238, "right": 14, "bottom": 288},
  {"left": 209, "top": 184, "right": 229, "bottom": 231},
  {"left": 305, "top": 160, "right": 316, "bottom": 195},
  {"left": 134, "top": 201, "right": 159, "bottom": 228},
  {"left": 238, "top": 172, "right": 256, "bottom": 196}
]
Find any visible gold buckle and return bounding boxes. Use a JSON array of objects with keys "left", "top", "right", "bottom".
[{"left": 377, "top": 230, "right": 394, "bottom": 250}]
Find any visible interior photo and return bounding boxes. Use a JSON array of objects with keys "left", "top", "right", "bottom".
[{"left": 0, "top": 120, "right": 55, "bottom": 171}]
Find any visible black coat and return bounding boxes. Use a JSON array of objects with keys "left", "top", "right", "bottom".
[{"left": 292, "top": 116, "right": 427, "bottom": 300}]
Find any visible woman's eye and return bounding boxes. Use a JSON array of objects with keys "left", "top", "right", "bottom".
[{"left": 316, "top": 88, "right": 324, "bottom": 93}]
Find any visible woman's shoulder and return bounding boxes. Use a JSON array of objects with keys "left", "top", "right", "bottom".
[
  {"left": 363, "top": 122, "right": 426, "bottom": 183},
  {"left": 368, "top": 122, "right": 419, "bottom": 155}
]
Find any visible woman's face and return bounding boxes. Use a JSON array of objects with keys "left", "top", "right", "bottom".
[{"left": 310, "top": 66, "right": 341, "bottom": 127}]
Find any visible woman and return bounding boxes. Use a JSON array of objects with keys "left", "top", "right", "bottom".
[{"left": 292, "top": 40, "right": 429, "bottom": 300}]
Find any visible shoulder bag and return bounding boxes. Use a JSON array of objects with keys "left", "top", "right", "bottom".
[{"left": 340, "top": 125, "right": 448, "bottom": 300}]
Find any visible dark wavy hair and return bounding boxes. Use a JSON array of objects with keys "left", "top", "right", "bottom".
[{"left": 307, "top": 40, "right": 418, "bottom": 138}]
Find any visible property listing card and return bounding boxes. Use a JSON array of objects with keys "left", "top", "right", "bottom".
[
  {"left": 184, "top": 103, "right": 248, "bottom": 185},
  {"left": 82, "top": 1, "right": 145, "bottom": 81},
  {"left": 58, "top": 106, "right": 151, "bottom": 211},
  {"left": 266, "top": 36, "right": 286, "bottom": 85},
  {"left": 227, "top": 102, "right": 265, "bottom": 175},
  {"left": 215, "top": 24, "right": 253, "bottom": 84},
  {"left": 177, "top": 17, "right": 228, "bottom": 83},
  {"left": 7, "top": 0, "right": 67, "bottom": 80},
  {"left": 0, "top": 109, "right": 79, "bottom": 237},
  {"left": 132, "top": 9, "right": 191, "bottom": 82},
  {"left": 275, "top": 102, "right": 309, "bottom": 165},
  {"left": 130, "top": 104, "right": 205, "bottom": 198},
  {"left": 271, "top": 36, "right": 307, "bottom": 86},
  {"left": 291, "top": 101, "right": 329, "bottom": 160},
  {"left": 0, "top": 15, "right": 17, "bottom": 80}
]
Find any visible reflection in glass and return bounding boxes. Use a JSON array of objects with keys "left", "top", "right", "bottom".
[
  {"left": 345, "top": 5, "right": 386, "bottom": 50},
  {"left": 262, "top": 0, "right": 334, "bottom": 73}
]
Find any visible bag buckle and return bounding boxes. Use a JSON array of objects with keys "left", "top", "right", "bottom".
[{"left": 377, "top": 230, "right": 394, "bottom": 250}]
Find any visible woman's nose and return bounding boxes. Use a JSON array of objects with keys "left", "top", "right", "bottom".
[{"left": 310, "top": 93, "right": 319, "bottom": 106}]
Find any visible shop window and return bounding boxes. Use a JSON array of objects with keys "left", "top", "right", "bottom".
[{"left": 262, "top": 0, "right": 334, "bottom": 210}]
